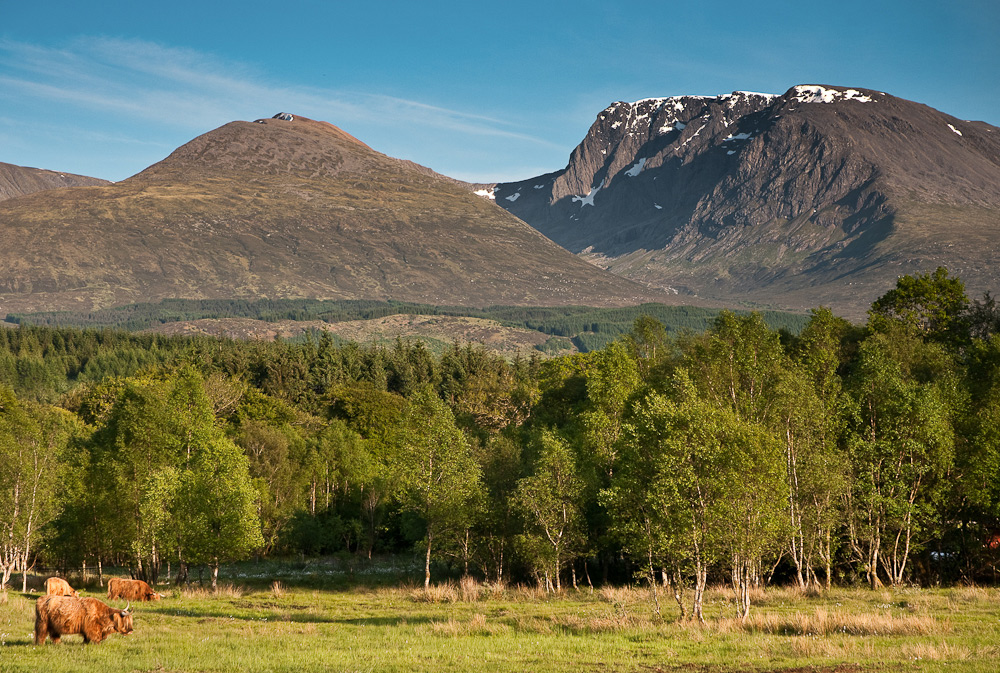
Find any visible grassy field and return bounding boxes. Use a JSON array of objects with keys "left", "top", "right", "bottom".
[{"left": 2, "top": 569, "right": 999, "bottom": 672}]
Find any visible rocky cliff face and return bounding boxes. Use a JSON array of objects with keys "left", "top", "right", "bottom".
[{"left": 494, "top": 86, "right": 1000, "bottom": 317}]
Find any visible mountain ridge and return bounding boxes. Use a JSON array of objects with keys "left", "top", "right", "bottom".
[
  {"left": 492, "top": 85, "right": 1000, "bottom": 318},
  {"left": 0, "top": 113, "right": 673, "bottom": 316},
  {"left": 0, "top": 161, "right": 110, "bottom": 202}
]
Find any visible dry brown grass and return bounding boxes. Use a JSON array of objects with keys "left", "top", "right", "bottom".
[
  {"left": 558, "top": 610, "right": 656, "bottom": 634},
  {"left": 727, "top": 607, "right": 944, "bottom": 636},
  {"left": 481, "top": 580, "right": 508, "bottom": 600},
  {"left": 511, "top": 584, "right": 549, "bottom": 602},
  {"left": 597, "top": 584, "right": 644, "bottom": 605},
  {"left": 900, "top": 640, "right": 973, "bottom": 661},
  {"left": 703, "top": 583, "right": 767, "bottom": 606},
  {"left": 270, "top": 580, "right": 285, "bottom": 599},
  {"left": 946, "top": 584, "right": 999, "bottom": 604},
  {"left": 177, "top": 582, "right": 247, "bottom": 599},
  {"left": 458, "top": 576, "right": 480, "bottom": 602},
  {"left": 755, "top": 583, "right": 826, "bottom": 603},
  {"left": 780, "top": 634, "right": 879, "bottom": 659},
  {"left": 411, "top": 582, "right": 459, "bottom": 603},
  {"left": 429, "top": 613, "right": 511, "bottom": 637},
  {"left": 412, "top": 578, "right": 509, "bottom": 603}
]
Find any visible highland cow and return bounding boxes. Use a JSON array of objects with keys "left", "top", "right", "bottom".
[
  {"left": 34, "top": 595, "right": 133, "bottom": 644},
  {"left": 107, "top": 577, "right": 162, "bottom": 601},
  {"left": 44, "top": 577, "right": 79, "bottom": 597}
]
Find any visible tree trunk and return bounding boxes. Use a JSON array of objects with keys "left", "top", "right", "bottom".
[
  {"left": 733, "top": 554, "right": 753, "bottom": 622},
  {"left": 647, "top": 551, "right": 660, "bottom": 617},
  {"left": 693, "top": 561, "right": 707, "bottom": 623},
  {"left": 824, "top": 528, "right": 833, "bottom": 590},
  {"left": 424, "top": 533, "right": 433, "bottom": 589},
  {"left": 463, "top": 529, "right": 470, "bottom": 578},
  {"left": 21, "top": 548, "right": 30, "bottom": 593},
  {"left": 211, "top": 559, "right": 219, "bottom": 591},
  {"left": 667, "top": 566, "right": 687, "bottom": 621}
]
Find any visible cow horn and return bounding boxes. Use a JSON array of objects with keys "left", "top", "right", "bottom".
[{"left": 123, "top": 601, "right": 131, "bottom": 614}]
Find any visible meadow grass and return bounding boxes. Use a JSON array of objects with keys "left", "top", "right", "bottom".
[{"left": 2, "top": 574, "right": 999, "bottom": 672}]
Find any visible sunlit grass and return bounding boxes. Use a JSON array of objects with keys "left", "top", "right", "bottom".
[{"left": 2, "top": 576, "right": 999, "bottom": 672}]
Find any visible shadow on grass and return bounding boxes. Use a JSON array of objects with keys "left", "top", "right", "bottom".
[{"left": 153, "top": 605, "right": 434, "bottom": 627}]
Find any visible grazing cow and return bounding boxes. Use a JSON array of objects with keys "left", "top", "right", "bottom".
[
  {"left": 34, "top": 595, "right": 133, "bottom": 644},
  {"left": 107, "top": 577, "right": 163, "bottom": 602},
  {"left": 45, "top": 577, "right": 79, "bottom": 597}
]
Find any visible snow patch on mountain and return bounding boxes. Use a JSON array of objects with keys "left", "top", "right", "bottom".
[
  {"left": 681, "top": 124, "right": 707, "bottom": 147},
  {"left": 474, "top": 188, "right": 495, "bottom": 200},
  {"left": 948, "top": 124, "right": 963, "bottom": 136},
  {"left": 721, "top": 92, "right": 778, "bottom": 108},
  {"left": 625, "top": 158, "right": 647, "bottom": 177},
  {"left": 572, "top": 180, "right": 605, "bottom": 208},
  {"left": 793, "top": 85, "right": 874, "bottom": 104}
]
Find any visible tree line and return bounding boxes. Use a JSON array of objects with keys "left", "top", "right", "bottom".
[
  {"left": 2, "top": 268, "right": 1000, "bottom": 620},
  {"left": 4, "top": 298, "right": 809, "bottom": 352}
]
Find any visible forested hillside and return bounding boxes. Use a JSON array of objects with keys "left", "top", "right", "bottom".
[
  {"left": 4, "top": 299, "right": 808, "bottom": 353},
  {"left": 2, "top": 268, "right": 999, "bottom": 616}
]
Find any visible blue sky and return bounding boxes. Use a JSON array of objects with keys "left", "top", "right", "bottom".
[{"left": 2, "top": 0, "right": 998, "bottom": 183}]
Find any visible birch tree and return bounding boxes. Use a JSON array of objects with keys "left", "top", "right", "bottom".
[
  {"left": 392, "top": 390, "right": 483, "bottom": 587},
  {"left": 845, "top": 331, "right": 954, "bottom": 587},
  {"left": 0, "top": 387, "right": 73, "bottom": 590},
  {"left": 514, "top": 429, "right": 585, "bottom": 592}
]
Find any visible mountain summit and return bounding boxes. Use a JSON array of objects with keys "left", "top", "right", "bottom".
[
  {"left": 493, "top": 85, "right": 1000, "bottom": 317},
  {"left": 0, "top": 113, "right": 666, "bottom": 315}
]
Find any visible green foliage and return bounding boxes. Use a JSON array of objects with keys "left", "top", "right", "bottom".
[
  {"left": 3, "top": 276, "right": 1000, "bottom": 592},
  {"left": 607, "top": 383, "right": 786, "bottom": 619},
  {"left": 81, "top": 367, "right": 263, "bottom": 582},
  {"left": 0, "top": 387, "right": 77, "bottom": 588},
  {"left": 176, "top": 436, "right": 265, "bottom": 567},
  {"left": 514, "top": 429, "right": 585, "bottom": 590},
  {"left": 845, "top": 330, "right": 956, "bottom": 587},
  {"left": 681, "top": 310, "right": 789, "bottom": 424},
  {"left": 390, "top": 390, "right": 484, "bottom": 585},
  {"left": 870, "top": 266, "right": 970, "bottom": 345}
]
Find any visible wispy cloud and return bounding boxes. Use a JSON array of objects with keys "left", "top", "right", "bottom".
[{"left": 0, "top": 37, "right": 560, "bottom": 148}]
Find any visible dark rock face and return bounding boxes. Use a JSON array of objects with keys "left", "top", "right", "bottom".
[
  {"left": 494, "top": 86, "right": 1000, "bottom": 318},
  {"left": 0, "top": 162, "right": 109, "bottom": 202}
]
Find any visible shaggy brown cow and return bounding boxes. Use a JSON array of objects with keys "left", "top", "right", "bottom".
[
  {"left": 34, "top": 595, "right": 133, "bottom": 644},
  {"left": 107, "top": 577, "right": 162, "bottom": 601},
  {"left": 44, "top": 577, "right": 79, "bottom": 597}
]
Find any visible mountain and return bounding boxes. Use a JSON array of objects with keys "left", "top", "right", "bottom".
[
  {"left": 0, "top": 162, "right": 109, "bottom": 202},
  {"left": 492, "top": 85, "right": 1000, "bottom": 318},
  {"left": 0, "top": 113, "right": 671, "bottom": 316}
]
